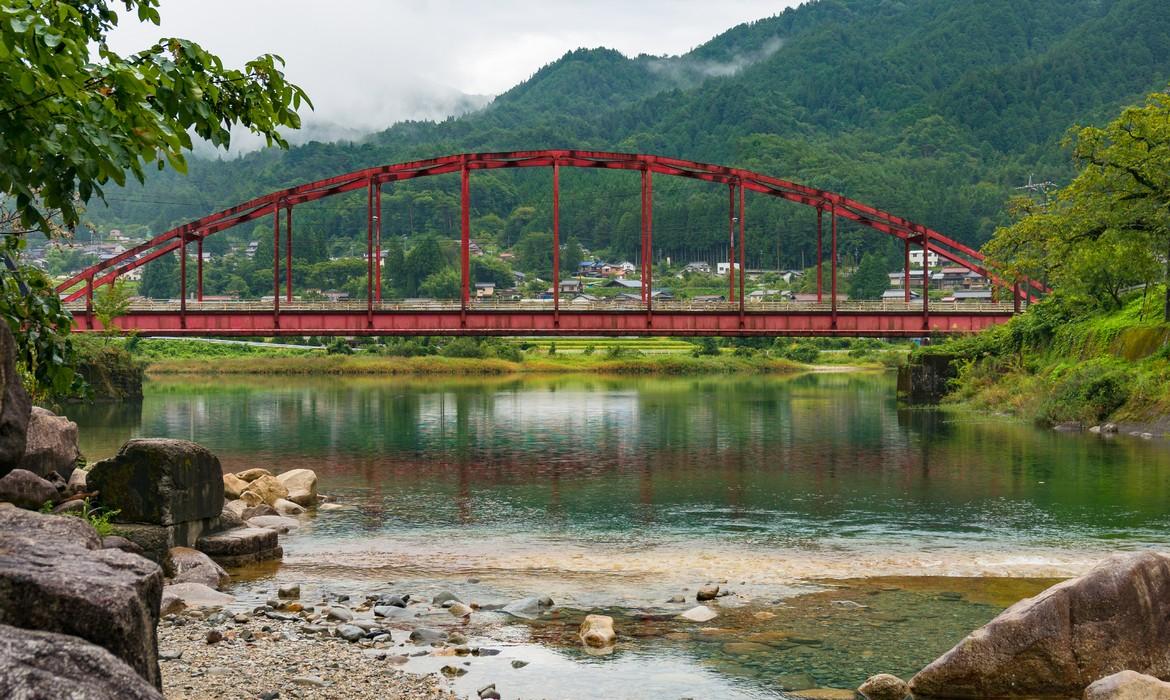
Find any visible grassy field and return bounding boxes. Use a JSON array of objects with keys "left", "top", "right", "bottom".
[{"left": 124, "top": 336, "right": 903, "bottom": 376}]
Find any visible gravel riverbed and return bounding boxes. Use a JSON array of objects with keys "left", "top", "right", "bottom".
[{"left": 159, "top": 609, "right": 458, "bottom": 700}]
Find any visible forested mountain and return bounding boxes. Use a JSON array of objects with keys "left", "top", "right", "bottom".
[{"left": 92, "top": 0, "right": 1170, "bottom": 274}]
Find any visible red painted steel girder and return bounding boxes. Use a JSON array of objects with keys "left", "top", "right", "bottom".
[
  {"left": 71, "top": 308, "right": 1014, "bottom": 338},
  {"left": 58, "top": 151, "right": 1040, "bottom": 302}
]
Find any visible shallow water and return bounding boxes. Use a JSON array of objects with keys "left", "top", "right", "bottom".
[{"left": 74, "top": 371, "right": 1170, "bottom": 697}]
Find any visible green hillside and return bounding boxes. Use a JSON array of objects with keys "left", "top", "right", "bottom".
[{"left": 89, "top": 0, "right": 1170, "bottom": 281}]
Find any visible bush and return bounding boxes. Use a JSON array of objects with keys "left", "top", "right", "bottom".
[
  {"left": 440, "top": 337, "right": 484, "bottom": 358},
  {"left": 582, "top": 344, "right": 596, "bottom": 356},
  {"left": 605, "top": 344, "right": 644, "bottom": 359},
  {"left": 696, "top": 337, "right": 720, "bottom": 356},
  {"left": 548, "top": 342, "right": 557, "bottom": 355},
  {"left": 490, "top": 343, "right": 523, "bottom": 362},
  {"left": 1038, "top": 359, "right": 1133, "bottom": 424},
  {"left": 326, "top": 339, "right": 353, "bottom": 355},
  {"left": 773, "top": 342, "right": 820, "bottom": 363}
]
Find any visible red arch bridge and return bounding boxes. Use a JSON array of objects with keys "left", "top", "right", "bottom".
[{"left": 58, "top": 151, "right": 1039, "bottom": 338}]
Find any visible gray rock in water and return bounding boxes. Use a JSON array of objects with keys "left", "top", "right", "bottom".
[
  {"left": 19, "top": 407, "right": 81, "bottom": 480},
  {"left": 0, "top": 468, "right": 59, "bottom": 509},
  {"left": 409, "top": 627, "right": 447, "bottom": 645},
  {"left": 87, "top": 439, "right": 223, "bottom": 526},
  {"left": 0, "top": 323, "right": 31, "bottom": 476},
  {"left": 0, "top": 624, "right": 163, "bottom": 699},
  {"left": 373, "top": 605, "right": 411, "bottom": 619},
  {"left": 378, "top": 594, "right": 408, "bottom": 608},
  {"left": 0, "top": 507, "right": 163, "bottom": 688},
  {"left": 278, "top": 584, "right": 300, "bottom": 599},
  {"left": 160, "top": 583, "right": 234, "bottom": 615},
  {"left": 859, "top": 673, "right": 910, "bottom": 700},
  {"left": 696, "top": 584, "right": 719, "bottom": 601},
  {"left": 336, "top": 624, "right": 365, "bottom": 642},
  {"left": 500, "top": 596, "right": 553, "bottom": 619},
  {"left": 511, "top": 659, "right": 529, "bottom": 669},
  {"left": 326, "top": 606, "right": 353, "bottom": 622},
  {"left": 432, "top": 591, "right": 461, "bottom": 606},
  {"left": 241, "top": 503, "right": 278, "bottom": 520},
  {"left": 911, "top": 551, "right": 1170, "bottom": 698},
  {"left": 218, "top": 505, "right": 246, "bottom": 530},
  {"left": 1085, "top": 670, "right": 1170, "bottom": 699},
  {"left": 246, "top": 515, "right": 299, "bottom": 533}
]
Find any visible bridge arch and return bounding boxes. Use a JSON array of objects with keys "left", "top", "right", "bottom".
[{"left": 57, "top": 150, "right": 1038, "bottom": 335}]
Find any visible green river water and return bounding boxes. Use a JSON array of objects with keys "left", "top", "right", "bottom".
[{"left": 73, "top": 370, "right": 1170, "bottom": 699}]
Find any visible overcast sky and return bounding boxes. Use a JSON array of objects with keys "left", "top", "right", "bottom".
[{"left": 108, "top": 1, "right": 798, "bottom": 148}]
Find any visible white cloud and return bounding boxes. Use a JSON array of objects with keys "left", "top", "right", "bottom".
[{"left": 107, "top": 0, "right": 797, "bottom": 149}]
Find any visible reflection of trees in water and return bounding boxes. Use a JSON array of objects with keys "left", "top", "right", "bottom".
[{"left": 87, "top": 374, "right": 1170, "bottom": 535}]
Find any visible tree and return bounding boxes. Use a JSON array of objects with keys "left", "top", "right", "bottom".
[
  {"left": 848, "top": 253, "right": 890, "bottom": 300},
  {"left": 471, "top": 256, "right": 514, "bottom": 288},
  {"left": 0, "top": 0, "right": 307, "bottom": 396},
  {"left": 0, "top": 0, "right": 309, "bottom": 234},
  {"left": 515, "top": 231, "right": 553, "bottom": 277},
  {"left": 418, "top": 269, "right": 461, "bottom": 299},
  {"left": 382, "top": 236, "right": 405, "bottom": 296},
  {"left": 401, "top": 235, "right": 447, "bottom": 296},
  {"left": 986, "top": 88, "right": 1170, "bottom": 319},
  {"left": 94, "top": 280, "right": 131, "bottom": 338},
  {"left": 138, "top": 251, "right": 179, "bottom": 299},
  {"left": 561, "top": 237, "right": 584, "bottom": 274}
]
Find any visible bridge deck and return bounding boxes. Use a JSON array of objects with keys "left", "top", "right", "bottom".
[{"left": 67, "top": 300, "right": 1016, "bottom": 337}]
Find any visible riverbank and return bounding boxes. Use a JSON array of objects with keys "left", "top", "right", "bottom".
[{"left": 912, "top": 291, "right": 1170, "bottom": 431}]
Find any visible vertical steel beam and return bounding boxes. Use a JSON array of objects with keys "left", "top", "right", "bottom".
[
  {"left": 922, "top": 226, "right": 930, "bottom": 330},
  {"left": 830, "top": 203, "right": 838, "bottom": 329},
  {"left": 552, "top": 160, "right": 561, "bottom": 321},
  {"left": 644, "top": 168, "right": 653, "bottom": 316},
  {"left": 85, "top": 275, "right": 94, "bottom": 330},
  {"left": 460, "top": 160, "right": 470, "bottom": 311},
  {"left": 180, "top": 229, "right": 188, "bottom": 328},
  {"left": 285, "top": 206, "right": 293, "bottom": 302},
  {"left": 197, "top": 236, "right": 204, "bottom": 302},
  {"left": 903, "top": 237, "right": 911, "bottom": 303},
  {"left": 738, "top": 180, "right": 746, "bottom": 323},
  {"left": 728, "top": 184, "right": 736, "bottom": 302},
  {"left": 366, "top": 182, "right": 373, "bottom": 326},
  {"left": 374, "top": 184, "right": 382, "bottom": 302},
  {"left": 1014, "top": 281, "right": 1022, "bottom": 314},
  {"left": 272, "top": 207, "right": 280, "bottom": 327},
  {"left": 816, "top": 207, "right": 823, "bottom": 303}
]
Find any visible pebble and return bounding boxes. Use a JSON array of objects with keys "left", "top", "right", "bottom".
[
  {"left": 448, "top": 602, "right": 474, "bottom": 617},
  {"left": 696, "top": 585, "right": 720, "bottom": 601},
  {"left": 326, "top": 607, "right": 354, "bottom": 622},
  {"left": 511, "top": 660, "right": 529, "bottom": 669},
  {"left": 478, "top": 683, "right": 502, "bottom": 699},
  {"left": 205, "top": 629, "right": 223, "bottom": 645},
  {"left": 292, "top": 676, "right": 329, "bottom": 687},
  {"left": 336, "top": 624, "right": 365, "bottom": 642}
]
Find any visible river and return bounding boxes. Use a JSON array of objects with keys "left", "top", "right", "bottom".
[{"left": 73, "top": 371, "right": 1170, "bottom": 698}]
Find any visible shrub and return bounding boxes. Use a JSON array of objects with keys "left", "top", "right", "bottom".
[
  {"left": 548, "top": 342, "right": 557, "bottom": 355},
  {"left": 774, "top": 342, "right": 820, "bottom": 364},
  {"left": 696, "top": 337, "right": 720, "bottom": 356},
  {"left": 440, "top": 337, "right": 484, "bottom": 358},
  {"left": 582, "top": 344, "right": 596, "bottom": 356},
  {"left": 1038, "top": 359, "right": 1133, "bottom": 424},
  {"left": 326, "top": 339, "right": 353, "bottom": 355}
]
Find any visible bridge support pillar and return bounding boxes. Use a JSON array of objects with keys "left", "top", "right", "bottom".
[
  {"left": 460, "top": 159, "right": 470, "bottom": 324},
  {"left": 374, "top": 186, "right": 381, "bottom": 303},
  {"left": 180, "top": 229, "right": 188, "bottom": 329},
  {"left": 286, "top": 206, "right": 293, "bottom": 303},
  {"left": 197, "top": 236, "right": 204, "bottom": 302},
  {"left": 728, "top": 184, "right": 736, "bottom": 302},
  {"left": 816, "top": 207, "right": 823, "bottom": 303},
  {"left": 830, "top": 203, "right": 837, "bottom": 329},
  {"left": 642, "top": 167, "right": 653, "bottom": 321},
  {"left": 738, "top": 180, "right": 745, "bottom": 327},
  {"left": 922, "top": 226, "right": 930, "bottom": 330},
  {"left": 85, "top": 275, "right": 94, "bottom": 330},
  {"left": 903, "top": 237, "right": 910, "bottom": 304},
  {"left": 272, "top": 205, "right": 280, "bottom": 329},
  {"left": 552, "top": 159, "right": 560, "bottom": 326}
]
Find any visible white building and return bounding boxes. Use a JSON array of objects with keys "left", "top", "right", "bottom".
[
  {"left": 908, "top": 250, "right": 940, "bottom": 268},
  {"left": 716, "top": 262, "right": 742, "bottom": 275}
]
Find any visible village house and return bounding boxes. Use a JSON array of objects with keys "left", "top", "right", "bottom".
[{"left": 475, "top": 282, "right": 495, "bottom": 298}]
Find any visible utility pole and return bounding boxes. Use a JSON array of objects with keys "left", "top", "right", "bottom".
[{"left": 1016, "top": 174, "right": 1057, "bottom": 209}]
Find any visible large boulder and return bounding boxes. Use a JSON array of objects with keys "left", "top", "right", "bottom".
[
  {"left": 0, "top": 323, "right": 31, "bottom": 476},
  {"left": 0, "top": 624, "right": 163, "bottom": 700},
  {"left": 275, "top": 468, "right": 318, "bottom": 507},
  {"left": 159, "top": 583, "right": 234, "bottom": 615},
  {"left": 18, "top": 407, "right": 81, "bottom": 479},
  {"left": 0, "top": 468, "right": 59, "bottom": 510},
  {"left": 0, "top": 507, "right": 163, "bottom": 689},
  {"left": 196, "top": 526, "right": 282, "bottom": 567},
  {"left": 222, "top": 472, "right": 248, "bottom": 499},
  {"left": 911, "top": 552, "right": 1170, "bottom": 698},
  {"left": 87, "top": 439, "right": 223, "bottom": 526},
  {"left": 1085, "top": 670, "right": 1170, "bottom": 699},
  {"left": 164, "top": 547, "right": 229, "bottom": 590},
  {"left": 240, "top": 473, "right": 288, "bottom": 507}
]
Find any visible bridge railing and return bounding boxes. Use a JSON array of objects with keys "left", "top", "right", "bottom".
[{"left": 62, "top": 299, "right": 1020, "bottom": 314}]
